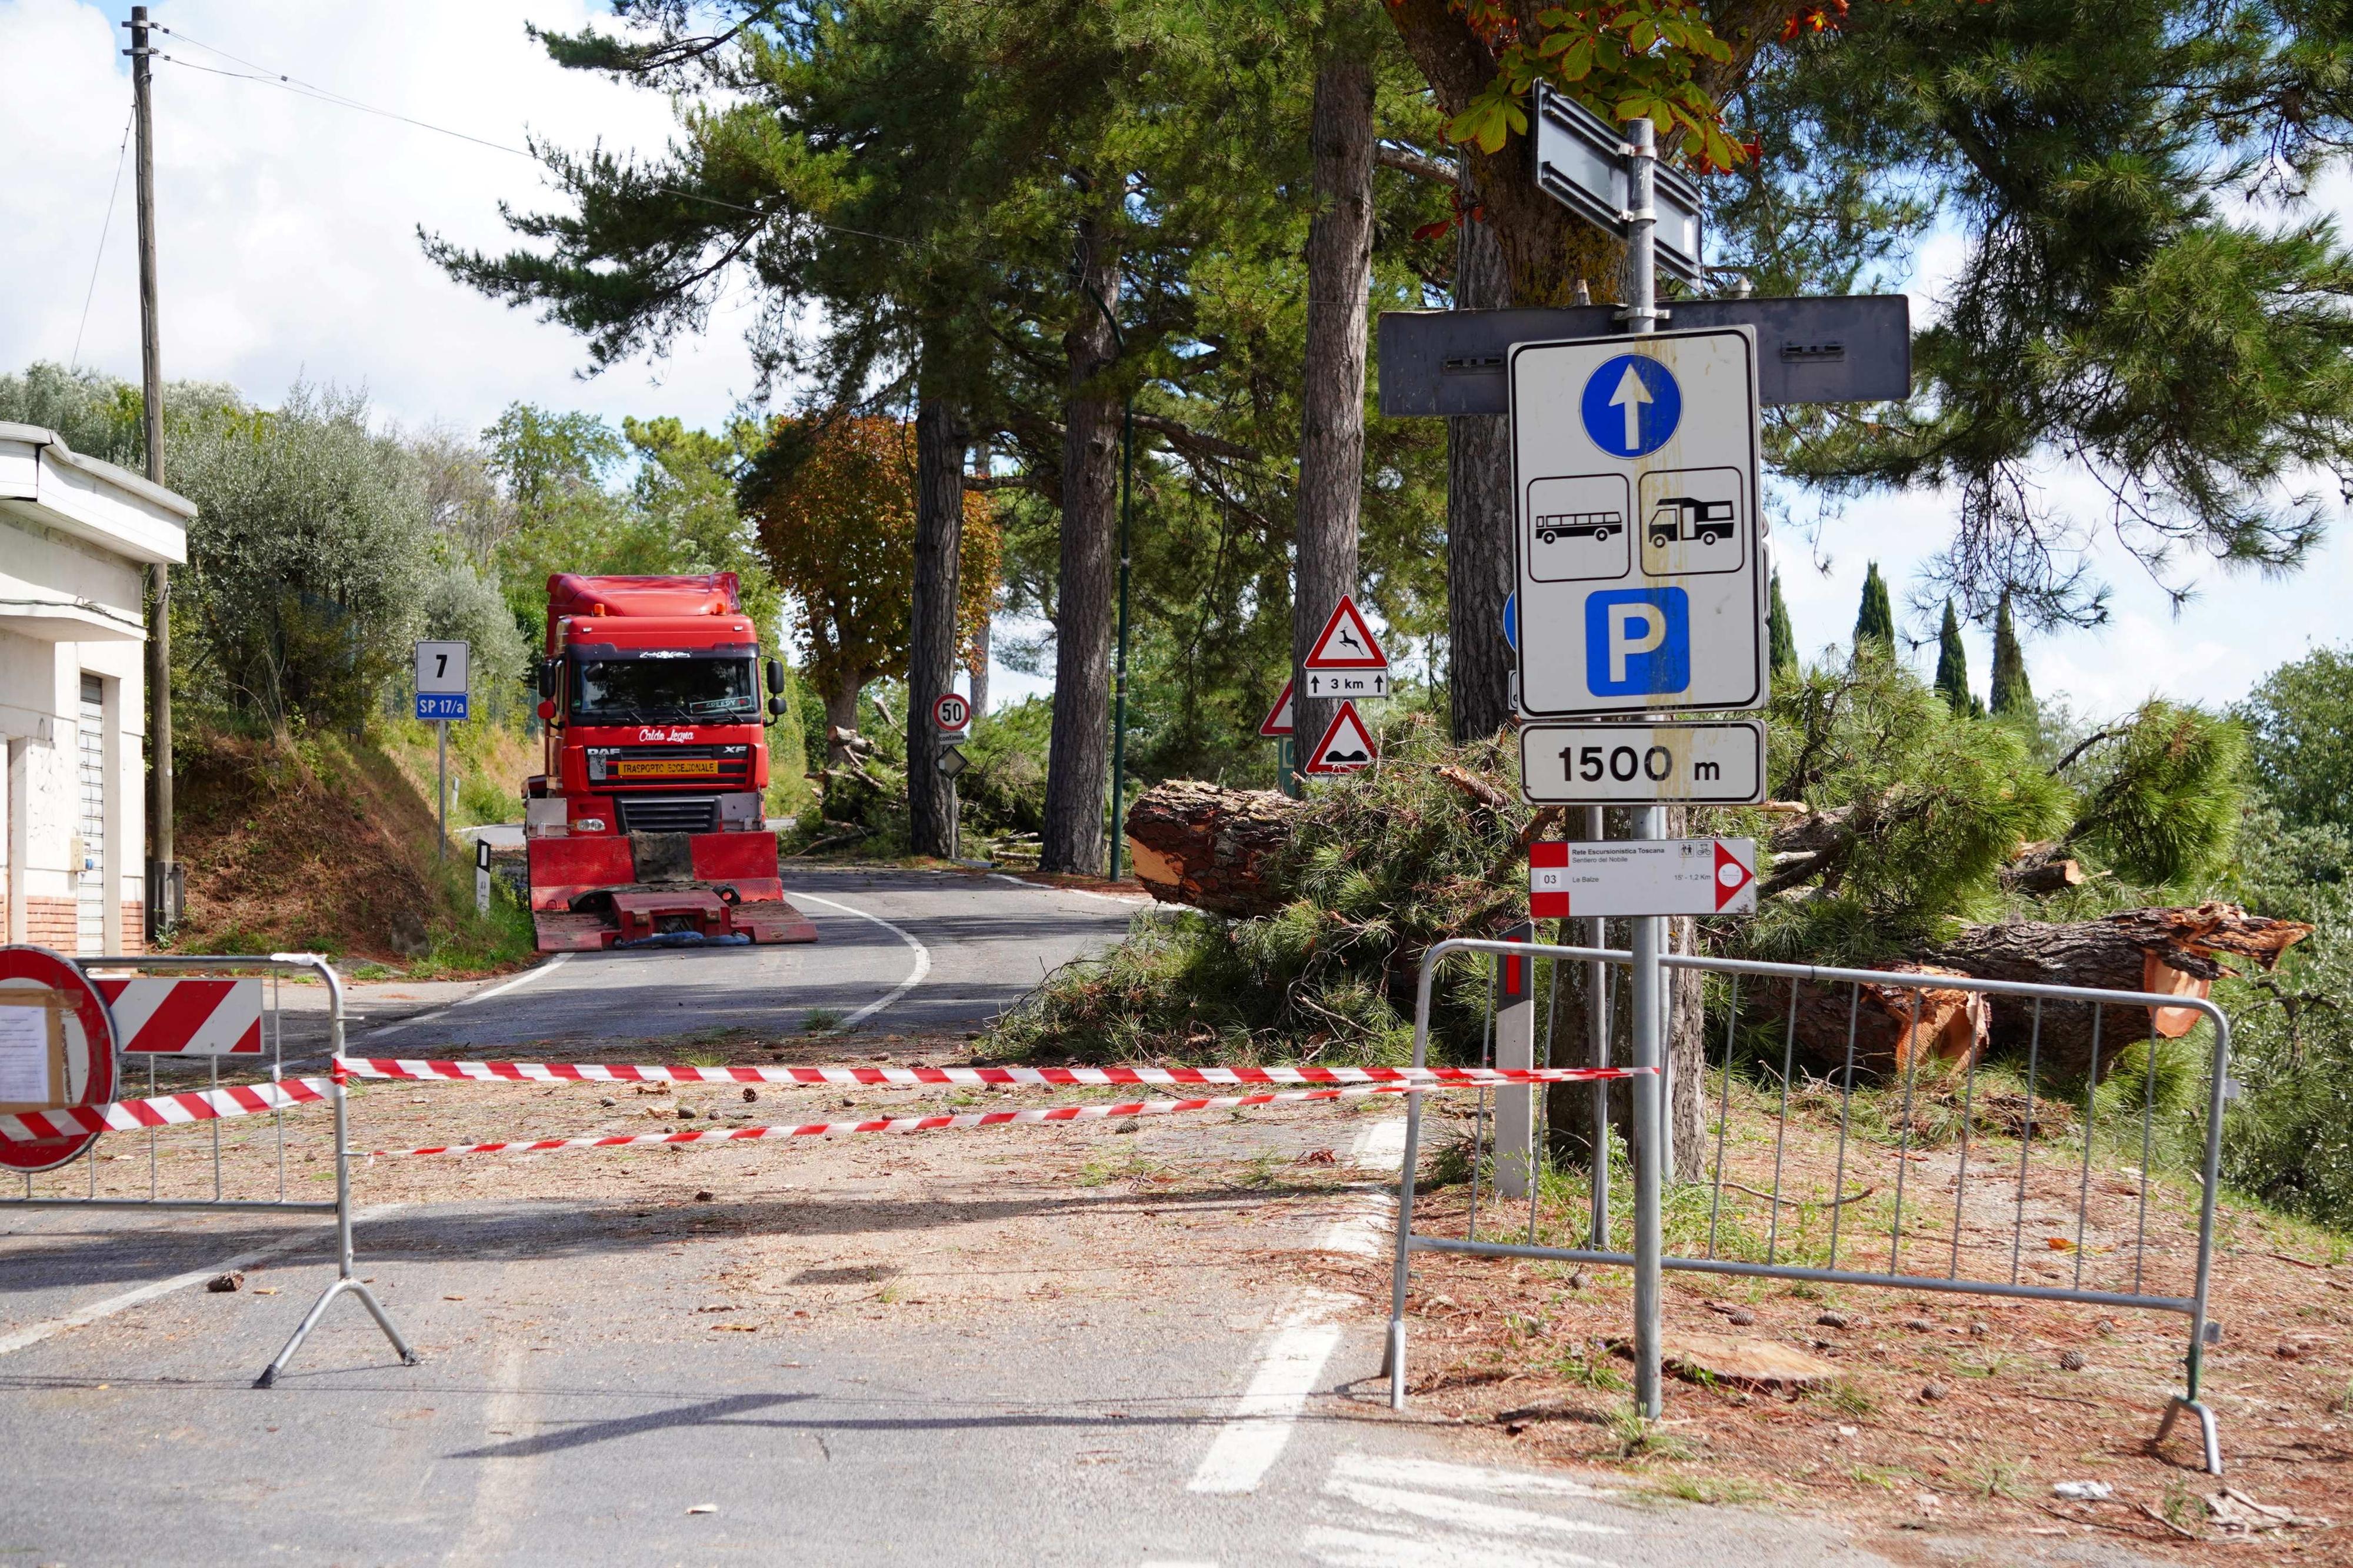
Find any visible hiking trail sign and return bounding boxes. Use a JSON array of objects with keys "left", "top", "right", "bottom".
[{"left": 1528, "top": 838, "right": 1758, "bottom": 918}]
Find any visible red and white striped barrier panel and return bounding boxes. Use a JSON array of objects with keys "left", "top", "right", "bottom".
[
  {"left": 371, "top": 1083, "right": 1435, "bottom": 1159},
  {"left": 0, "top": 1077, "right": 331, "bottom": 1146},
  {"left": 335, "top": 1057, "right": 1646, "bottom": 1089},
  {"left": 94, "top": 977, "right": 264, "bottom": 1055}
]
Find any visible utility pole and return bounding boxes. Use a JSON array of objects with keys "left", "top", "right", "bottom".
[
  {"left": 126, "top": 5, "right": 177, "bottom": 940},
  {"left": 1619, "top": 114, "right": 1665, "bottom": 1423}
]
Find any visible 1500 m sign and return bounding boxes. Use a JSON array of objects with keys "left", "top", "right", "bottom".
[{"left": 1518, "top": 720, "right": 1764, "bottom": 805}]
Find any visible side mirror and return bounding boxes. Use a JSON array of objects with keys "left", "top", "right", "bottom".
[
  {"left": 765, "top": 659, "right": 785, "bottom": 696},
  {"left": 536, "top": 660, "right": 557, "bottom": 700},
  {"left": 766, "top": 695, "right": 789, "bottom": 717},
  {"left": 536, "top": 698, "right": 557, "bottom": 724}
]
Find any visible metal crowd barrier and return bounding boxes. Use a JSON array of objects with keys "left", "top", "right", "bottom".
[
  {"left": 1385, "top": 935, "right": 2232, "bottom": 1474},
  {"left": 2, "top": 953, "right": 415, "bottom": 1387}
]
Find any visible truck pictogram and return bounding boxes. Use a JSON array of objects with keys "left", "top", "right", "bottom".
[{"left": 1647, "top": 495, "right": 1737, "bottom": 549}]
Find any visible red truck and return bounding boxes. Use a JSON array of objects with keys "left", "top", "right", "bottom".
[{"left": 523, "top": 572, "right": 818, "bottom": 952}]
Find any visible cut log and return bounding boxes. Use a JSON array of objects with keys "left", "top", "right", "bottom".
[
  {"left": 1929, "top": 902, "right": 2311, "bottom": 1079},
  {"left": 1998, "top": 839, "right": 2085, "bottom": 895},
  {"left": 1764, "top": 963, "right": 1990, "bottom": 1078},
  {"left": 1124, "top": 780, "right": 1302, "bottom": 918}
]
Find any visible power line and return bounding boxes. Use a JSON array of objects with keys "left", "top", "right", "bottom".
[
  {"left": 151, "top": 25, "right": 911, "bottom": 246},
  {"left": 70, "top": 106, "right": 135, "bottom": 371}
]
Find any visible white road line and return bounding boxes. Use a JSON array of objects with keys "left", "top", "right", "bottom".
[
  {"left": 1299, "top": 1525, "right": 1618, "bottom": 1568},
  {"left": 1319, "top": 1117, "right": 1407, "bottom": 1256},
  {"left": 0, "top": 1202, "right": 406, "bottom": 1358},
  {"left": 782, "top": 890, "right": 931, "bottom": 1031},
  {"left": 1322, "top": 1479, "right": 1626, "bottom": 1539},
  {"left": 456, "top": 950, "right": 573, "bottom": 1007},
  {"left": 362, "top": 952, "right": 574, "bottom": 1039},
  {"left": 1329, "top": 1453, "right": 1617, "bottom": 1500},
  {"left": 1187, "top": 1287, "right": 1355, "bottom": 1494}
]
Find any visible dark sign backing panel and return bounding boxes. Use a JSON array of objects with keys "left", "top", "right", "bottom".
[{"left": 1377, "top": 296, "right": 1911, "bottom": 418}]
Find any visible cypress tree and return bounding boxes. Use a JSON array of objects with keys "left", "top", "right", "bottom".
[
  {"left": 1768, "top": 571, "right": 1797, "bottom": 679},
  {"left": 1853, "top": 563, "right": 1895, "bottom": 656},
  {"left": 1990, "top": 589, "right": 2034, "bottom": 719},
  {"left": 1932, "top": 598, "right": 1970, "bottom": 715}
]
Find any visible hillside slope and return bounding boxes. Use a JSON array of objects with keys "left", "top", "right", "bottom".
[{"left": 169, "top": 726, "right": 530, "bottom": 971}]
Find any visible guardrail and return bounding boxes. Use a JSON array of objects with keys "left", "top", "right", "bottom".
[
  {"left": 1, "top": 952, "right": 415, "bottom": 1387},
  {"left": 1384, "top": 935, "right": 2232, "bottom": 1474}
]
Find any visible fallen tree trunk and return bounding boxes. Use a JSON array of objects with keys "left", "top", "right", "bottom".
[
  {"left": 1124, "top": 780, "right": 1299, "bottom": 918},
  {"left": 1765, "top": 963, "right": 1991, "bottom": 1078},
  {"left": 1927, "top": 903, "right": 2311, "bottom": 1080}
]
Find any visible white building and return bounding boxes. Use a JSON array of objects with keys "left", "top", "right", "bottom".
[{"left": 0, "top": 423, "right": 192, "bottom": 955}]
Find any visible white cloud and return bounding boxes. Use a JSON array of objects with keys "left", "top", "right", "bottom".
[{"left": 1, "top": 0, "right": 762, "bottom": 435}]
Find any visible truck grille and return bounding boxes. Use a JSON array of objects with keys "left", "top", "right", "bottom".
[
  {"left": 615, "top": 795, "right": 720, "bottom": 834},
  {"left": 585, "top": 745, "right": 752, "bottom": 786}
]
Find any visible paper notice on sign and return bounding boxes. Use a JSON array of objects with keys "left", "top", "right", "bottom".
[
  {"left": 0, "top": 996, "right": 64, "bottom": 1110},
  {"left": 1528, "top": 838, "right": 1757, "bottom": 918}
]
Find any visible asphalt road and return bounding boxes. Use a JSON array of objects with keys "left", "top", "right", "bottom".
[{"left": 0, "top": 868, "right": 1899, "bottom": 1566}]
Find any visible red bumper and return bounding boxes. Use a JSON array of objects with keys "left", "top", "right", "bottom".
[{"left": 527, "top": 831, "right": 816, "bottom": 950}]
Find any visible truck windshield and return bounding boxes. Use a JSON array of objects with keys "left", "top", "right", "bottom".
[{"left": 572, "top": 656, "right": 758, "bottom": 723}]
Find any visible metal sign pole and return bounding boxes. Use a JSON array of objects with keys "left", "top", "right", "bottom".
[
  {"left": 1621, "top": 112, "right": 1667, "bottom": 1423},
  {"left": 436, "top": 719, "right": 448, "bottom": 862}
]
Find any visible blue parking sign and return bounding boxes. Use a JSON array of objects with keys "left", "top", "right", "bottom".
[{"left": 1584, "top": 588, "right": 1690, "bottom": 695}]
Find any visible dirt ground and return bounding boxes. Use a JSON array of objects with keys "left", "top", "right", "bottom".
[
  {"left": 26, "top": 1029, "right": 2348, "bottom": 1560},
  {"left": 1339, "top": 1094, "right": 2351, "bottom": 1564}
]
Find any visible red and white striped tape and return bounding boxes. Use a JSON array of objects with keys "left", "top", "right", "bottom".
[
  {"left": 94, "top": 976, "right": 265, "bottom": 1055},
  {"left": 0, "top": 1077, "right": 331, "bottom": 1146},
  {"left": 334, "top": 1057, "right": 1644, "bottom": 1089},
  {"left": 371, "top": 1083, "right": 1427, "bottom": 1159}
]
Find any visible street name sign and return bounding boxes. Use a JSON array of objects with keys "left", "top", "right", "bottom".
[
  {"left": 1257, "top": 678, "right": 1295, "bottom": 738},
  {"left": 932, "top": 692, "right": 971, "bottom": 733},
  {"left": 1377, "top": 296, "right": 1911, "bottom": 418},
  {"left": 1529, "top": 838, "right": 1757, "bottom": 919},
  {"left": 1302, "top": 702, "right": 1378, "bottom": 775},
  {"left": 415, "top": 640, "right": 469, "bottom": 722},
  {"left": 1534, "top": 84, "right": 1702, "bottom": 283},
  {"left": 1518, "top": 719, "right": 1765, "bottom": 805},
  {"left": 1511, "top": 328, "right": 1766, "bottom": 718}
]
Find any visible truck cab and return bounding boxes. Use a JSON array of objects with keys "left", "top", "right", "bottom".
[{"left": 522, "top": 573, "right": 816, "bottom": 950}]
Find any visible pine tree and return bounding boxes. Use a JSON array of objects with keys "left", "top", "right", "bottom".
[
  {"left": 1853, "top": 563, "right": 1895, "bottom": 656},
  {"left": 1768, "top": 571, "right": 1797, "bottom": 679},
  {"left": 1932, "top": 598, "right": 1970, "bottom": 715},
  {"left": 1989, "top": 589, "right": 2034, "bottom": 719}
]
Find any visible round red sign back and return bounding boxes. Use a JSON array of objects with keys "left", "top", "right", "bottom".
[{"left": 0, "top": 945, "right": 118, "bottom": 1173}]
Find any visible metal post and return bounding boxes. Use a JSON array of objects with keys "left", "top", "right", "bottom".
[
  {"left": 435, "top": 719, "right": 448, "bottom": 860},
  {"left": 949, "top": 775, "right": 960, "bottom": 861},
  {"left": 1620, "top": 114, "right": 1665, "bottom": 1421},
  {"left": 127, "top": 6, "right": 175, "bottom": 939},
  {"left": 1588, "top": 810, "right": 1609, "bottom": 1247}
]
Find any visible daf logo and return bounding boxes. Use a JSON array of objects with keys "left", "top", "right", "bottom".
[{"left": 638, "top": 728, "right": 696, "bottom": 742}]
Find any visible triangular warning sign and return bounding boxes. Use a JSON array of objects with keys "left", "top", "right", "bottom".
[
  {"left": 1303, "top": 701, "right": 1378, "bottom": 775},
  {"left": 1714, "top": 839, "right": 1756, "bottom": 910},
  {"left": 1257, "top": 678, "right": 1295, "bottom": 738},
  {"left": 1304, "top": 596, "right": 1388, "bottom": 669}
]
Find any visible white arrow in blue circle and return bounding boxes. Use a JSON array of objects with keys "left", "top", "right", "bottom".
[{"left": 1579, "top": 354, "right": 1681, "bottom": 458}]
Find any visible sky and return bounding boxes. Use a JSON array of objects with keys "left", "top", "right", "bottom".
[{"left": 2, "top": 0, "right": 2347, "bottom": 718}]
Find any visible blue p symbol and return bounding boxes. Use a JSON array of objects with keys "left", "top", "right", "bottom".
[{"left": 1586, "top": 589, "right": 1690, "bottom": 695}]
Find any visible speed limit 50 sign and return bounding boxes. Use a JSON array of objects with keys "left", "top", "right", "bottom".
[{"left": 1518, "top": 719, "right": 1764, "bottom": 805}]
